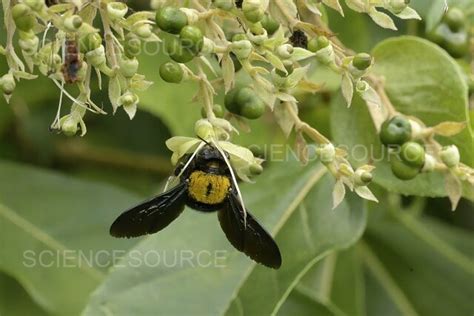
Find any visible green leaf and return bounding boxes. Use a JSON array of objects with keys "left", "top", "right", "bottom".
[
  {"left": 288, "top": 211, "right": 474, "bottom": 316},
  {"left": 0, "top": 272, "right": 49, "bottom": 316},
  {"left": 0, "top": 160, "right": 140, "bottom": 315},
  {"left": 372, "top": 36, "right": 473, "bottom": 165},
  {"left": 83, "top": 160, "right": 367, "bottom": 315},
  {"left": 331, "top": 37, "right": 474, "bottom": 199}
]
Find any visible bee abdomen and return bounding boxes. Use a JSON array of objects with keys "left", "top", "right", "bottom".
[{"left": 188, "top": 171, "right": 230, "bottom": 205}]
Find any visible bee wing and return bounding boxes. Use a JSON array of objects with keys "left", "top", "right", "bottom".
[
  {"left": 110, "top": 182, "right": 188, "bottom": 238},
  {"left": 218, "top": 192, "right": 282, "bottom": 269}
]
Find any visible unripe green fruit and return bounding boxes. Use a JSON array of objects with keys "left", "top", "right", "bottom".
[
  {"left": 380, "top": 116, "right": 412, "bottom": 146},
  {"left": 12, "top": 4, "right": 36, "bottom": 32},
  {"left": 165, "top": 36, "right": 195, "bottom": 63},
  {"left": 307, "top": 36, "right": 329, "bottom": 52},
  {"left": 391, "top": 154, "right": 420, "bottom": 180},
  {"left": 201, "top": 104, "right": 225, "bottom": 118},
  {"left": 444, "top": 7, "right": 465, "bottom": 32},
  {"left": 79, "top": 33, "right": 102, "bottom": 53},
  {"left": 159, "top": 61, "right": 184, "bottom": 83},
  {"left": 180, "top": 25, "right": 204, "bottom": 54},
  {"left": 353, "top": 53, "right": 372, "bottom": 70},
  {"left": 225, "top": 87, "right": 265, "bottom": 119},
  {"left": 260, "top": 14, "right": 279, "bottom": 35},
  {"left": 400, "top": 141, "right": 425, "bottom": 169},
  {"left": 155, "top": 6, "right": 188, "bottom": 34},
  {"left": 123, "top": 33, "right": 141, "bottom": 58}
]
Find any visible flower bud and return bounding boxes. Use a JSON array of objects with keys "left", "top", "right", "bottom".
[
  {"left": 440, "top": 145, "right": 460, "bottom": 168},
  {"left": 86, "top": 46, "right": 106, "bottom": 67},
  {"left": 314, "top": 42, "right": 335, "bottom": 65},
  {"left": 200, "top": 37, "right": 215, "bottom": 54},
  {"left": 276, "top": 44, "right": 294, "bottom": 59},
  {"left": 194, "top": 119, "right": 214, "bottom": 140},
  {"left": 64, "top": 15, "right": 83, "bottom": 32},
  {"left": 0, "top": 73, "right": 16, "bottom": 95},
  {"left": 19, "top": 35, "right": 39, "bottom": 55},
  {"left": 133, "top": 23, "right": 152, "bottom": 39},
  {"left": 249, "top": 163, "right": 263, "bottom": 175},
  {"left": 119, "top": 91, "right": 139, "bottom": 107},
  {"left": 107, "top": 2, "right": 128, "bottom": 20},
  {"left": 316, "top": 143, "right": 336, "bottom": 163},
  {"left": 354, "top": 169, "right": 373, "bottom": 186},
  {"left": 389, "top": 0, "right": 409, "bottom": 14},
  {"left": 61, "top": 115, "right": 79, "bottom": 136},
  {"left": 79, "top": 33, "right": 102, "bottom": 53},
  {"left": 246, "top": 30, "right": 267, "bottom": 45},
  {"left": 119, "top": 57, "right": 139, "bottom": 78},
  {"left": 243, "top": 0, "right": 264, "bottom": 23},
  {"left": 422, "top": 154, "right": 436, "bottom": 173},
  {"left": 231, "top": 40, "right": 252, "bottom": 59}
]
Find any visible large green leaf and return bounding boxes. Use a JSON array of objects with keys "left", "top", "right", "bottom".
[
  {"left": 0, "top": 161, "right": 141, "bottom": 315},
  {"left": 83, "top": 160, "right": 366, "bottom": 315},
  {"left": 331, "top": 37, "right": 473, "bottom": 199},
  {"left": 285, "top": 210, "right": 474, "bottom": 315},
  {"left": 372, "top": 36, "right": 473, "bottom": 165}
]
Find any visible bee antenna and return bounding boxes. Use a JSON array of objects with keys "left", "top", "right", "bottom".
[{"left": 197, "top": 136, "right": 211, "bottom": 146}]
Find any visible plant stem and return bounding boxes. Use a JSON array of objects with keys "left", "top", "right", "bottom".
[{"left": 284, "top": 101, "right": 330, "bottom": 144}]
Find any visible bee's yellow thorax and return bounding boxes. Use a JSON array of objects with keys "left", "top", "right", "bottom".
[{"left": 188, "top": 171, "right": 230, "bottom": 205}]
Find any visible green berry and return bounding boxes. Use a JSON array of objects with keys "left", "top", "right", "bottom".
[
  {"left": 165, "top": 36, "right": 194, "bottom": 63},
  {"left": 242, "top": 0, "right": 264, "bottom": 23},
  {"left": 155, "top": 6, "right": 188, "bottom": 34},
  {"left": 180, "top": 25, "right": 204, "bottom": 54},
  {"left": 201, "top": 104, "right": 225, "bottom": 118},
  {"left": 444, "top": 7, "right": 465, "bottom": 32},
  {"left": 79, "top": 33, "right": 102, "bottom": 53},
  {"left": 260, "top": 14, "right": 279, "bottom": 35},
  {"left": 12, "top": 4, "right": 36, "bottom": 32},
  {"left": 159, "top": 61, "right": 184, "bottom": 83},
  {"left": 353, "top": 53, "right": 372, "bottom": 70},
  {"left": 307, "top": 36, "right": 329, "bottom": 53},
  {"left": 391, "top": 154, "right": 420, "bottom": 180},
  {"left": 400, "top": 142, "right": 425, "bottom": 169},
  {"left": 380, "top": 116, "right": 412, "bottom": 146},
  {"left": 226, "top": 87, "right": 265, "bottom": 119}
]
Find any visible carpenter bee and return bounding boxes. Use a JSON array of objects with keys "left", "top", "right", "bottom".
[{"left": 110, "top": 144, "right": 282, "bottom": 269}]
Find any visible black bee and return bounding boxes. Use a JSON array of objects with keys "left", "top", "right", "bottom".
[
  {"left": 290, "top": 30, "right": 308, "bottom": 49},
  {"left": 110, "top": 144, "right": 282, "bottom": 269}
]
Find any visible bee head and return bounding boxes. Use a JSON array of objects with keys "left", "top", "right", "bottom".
[{"left": 196, "top": 145, "right": 229, "bottom": 175}]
